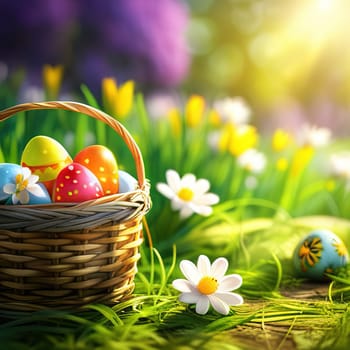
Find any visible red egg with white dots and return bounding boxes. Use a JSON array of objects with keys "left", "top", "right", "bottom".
[
  {"left": 53, "top": 163, "right": 104, "bottom": 202},
  {"left": 74, "top": 145, "right": 119, "bottom": 195}
]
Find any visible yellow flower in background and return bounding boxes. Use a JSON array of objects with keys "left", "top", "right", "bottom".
[
  {"left": 228, "top": 125, "right": 258, "bottom": 157},
  {"left": 167, "top": 107, "right": 182, "bottom": 138},
  {"left": 116, "top": 80, "right": 134, "bottom": 117},
  {"left": 102, "top": 77, "right": 118, "bottom": 112},
  {"left": 185, "top": 94, "right": 205, "bottom": 128},
  {"left": 208, "top": 109, "right": 221, "bottom": 127},
  {"left": 217, "top": 124, "right": 234, "bottom": 152},
  {"left": 276, "top": 157, "right": 289, "bottom": 172},
  {"left": 42, "top": 64, "right": 63, "bottom": 99},
  {"left": 217, "top": 124, "right": 258, "bottom": 156},
  {"left": 272, "top": 129, "right": 292, "bottom": 152},
  {"left": 290, "top": 145, "right": 314, "bottom": 177},
  {"left": 102, "top": 78, "right": 134, "bottom": 119}
]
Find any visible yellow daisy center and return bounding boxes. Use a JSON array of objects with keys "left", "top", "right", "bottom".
[
  {"left": 15, "top": 174, "right": 28, "bottom": 192},
  {"left": 197, "top": 276, "right": 218, "bottom": 295},
  {"left": 177, "top": 187, "right": 194, "bottom": 201}
]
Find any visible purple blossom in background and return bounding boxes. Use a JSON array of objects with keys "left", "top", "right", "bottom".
[
  {"left": 0, "top": 0, "right": 77, "bottom": 69},
  {"left": 76, "top": 0, "right": 190, "bottom": 91},
  {"left": 0, "top": 0, "right": 190, "bottom": 92}
]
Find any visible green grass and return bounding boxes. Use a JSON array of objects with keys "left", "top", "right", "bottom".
[{"left": 0, "top": 214, "right": 349, "bottom": 349}]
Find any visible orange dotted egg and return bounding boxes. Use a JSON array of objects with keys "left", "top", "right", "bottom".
[
  {"left": 53, "top": 163, "right": 104, "bottom": 202},
  {"left": 74, "top": 145, "right": 119, "bottom": 195}
]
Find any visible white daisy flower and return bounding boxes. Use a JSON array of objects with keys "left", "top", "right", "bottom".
[
  {"left": 3, "top": 167, "right": 46, "bottom": 204},
  {"left": 237, "top": 148, "right": 266, "bottom": 174},
  {"left": 156, "top": 170, "right": 219, "bottom": 219},
  {"left": 172, "top": 255, "right": 243, "bottom": 315},
  {"left": 298, "top": 124, "right": 331, "bottom": 148},
  {"left": 213, "top": 97, "right": 251, "bottom": 126},
  {"left": 330, "top": 152, "right": 350, "bottom": 179}
]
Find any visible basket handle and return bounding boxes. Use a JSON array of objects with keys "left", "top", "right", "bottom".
[{"left": 0, "top": 101, "right": 146, "bottom": 189}]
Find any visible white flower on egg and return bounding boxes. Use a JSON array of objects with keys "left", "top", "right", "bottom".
[
  {"left": 3, "top": 167, "right": 46, "bottom": 204},
  {"left": 172, "top": 255, "right": 243, "bottom": 315},
  {"left": 156, "top": 169, "right": 219, "bottom": 219}
]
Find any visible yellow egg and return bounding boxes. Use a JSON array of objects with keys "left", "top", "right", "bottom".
[{"left": 21, "top": 136, "right": 72, "bottom": 195}]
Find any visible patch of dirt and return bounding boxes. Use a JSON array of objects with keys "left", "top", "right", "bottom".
[{"left": 226, "top": 283, "right": 332, "bottom": 350}]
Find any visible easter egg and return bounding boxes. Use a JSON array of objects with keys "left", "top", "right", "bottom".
[
  {"left": 74, "top": 145, "right": 119, "bottom": 195},
  {"left": 0, "top": 163, "right": 23, "bottom": 202},
  {"left": 21, "top": 135, "right": 72, "bottom": 195},
  {"left": 6, "top": 183, "right": 51, "bottom": 205},
  {"left": 118, "top": 170, "right": 138, "bottom": 193},
  {"left": 293, "top": 229, "right": 349, "bottom": 280},
  {"left": 53, "top": 163, "right": 104, "bottom": 202},
  {"left": 0, "top": 163, "right": 51, "bottom": 205}
]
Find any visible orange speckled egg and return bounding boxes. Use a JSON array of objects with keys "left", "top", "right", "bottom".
[
  {"left": 74, "top": 145, "right": 119, "bottom": 195},
  {"left": 21, "top": 135, "right": 72, "bottom": 195},
  {"left": 53, "top": 163, "right": 104, "bottom": 202}
]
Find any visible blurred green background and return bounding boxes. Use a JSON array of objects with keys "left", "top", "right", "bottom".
[
  {"left": 1, "top": 0, "right": 349, "bottom": 134},
  {"left": 184, "top": 0, "right": 350, "bottom": 134}
]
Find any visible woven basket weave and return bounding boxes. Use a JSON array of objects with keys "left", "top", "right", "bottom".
[{"left": 0, "top": 101, "right": 151, "bottom": 311}]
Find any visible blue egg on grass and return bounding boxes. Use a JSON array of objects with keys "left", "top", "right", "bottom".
[
  {"left": 293, "top": 229, "right": 349, "bottom": 280},
  {"left": 118, "top": 170, "right": 138, "bottom": 193},
  {"left": 0, "top": 163, "right": 23, "bottom": 202}
]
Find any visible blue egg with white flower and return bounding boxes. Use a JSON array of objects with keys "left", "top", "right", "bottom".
[
  {"left": 118, "top": 170, "right": 138, "bottom": 193},
  {"left": 0, "top": 163, "right": 51, "bottom": 205},
  {"left": 5, "top": 182, "right": 51, "bottom": 205},
  {"left": 0, "top": 163, "right": 23, "bottom": 203},
  {"left": 293, "top": 229, "right": 349, "bottom": 281}
]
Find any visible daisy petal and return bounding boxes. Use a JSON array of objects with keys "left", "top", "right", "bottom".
[
  {"left": 179, "top": 260, "right": 200, "bottom": 285},
  {"left": 171, "top": 198, "right": 183, "bottom": 210},
  {"left": 27, "top": 184, "right": 46, "bottom": 197},
  {"left": 193, "top": 179, "right": 210, "bottom": 194},
  {"left": 197, "top": 255, "right": 211, "bottom": 276},
  {"left": 210, "top": 257, "right": 228, "bottom": 279},
  {"left": 214, "top": 292, "right": 244, "bottom": 306},
  {"left": 192, "top": 204, "right": 213, "bottom": 216},
  {"left": 3, "top": 183, "right": 16, "bottom": 194},
  {"left": 11, "top": 194, "right": 19, "bottom": 204},
  {"left": 156, "top": 183, "right": 175, "bottom": 199},
  {"left": 208, "top": 294, "right": 230, "bottom": 315},
  {"left": 179, "top": 206, "right": 194, "bottom": 219},
  {"left": 195, "top": 295, "right": 210, "bottom": 315},
  {"left": 196, "top": 193, "right": 220, "bottom": 206},
  {"left": 172, "top": 279, "right": 197, "bottom": 293},
  {"left": 18, "top": 191, "right": 29, "bottom": 204},
  {"left": 28, "top": 174, "right": 39, "bottom": 185},
  {"left": 179, "top": 292, "right": 200, "bottom": 304},
  {"left": 22, "top": 167, "right": 31, "bottom": 178},
  {"left": 166, "top": 169, "right": 181, "bottom": 192},
  {"left": 181, "top": 173, "right": 196, "bottom": 187},
  {"left": 218, "top": 274, "right": 242, "bottom": 291}
]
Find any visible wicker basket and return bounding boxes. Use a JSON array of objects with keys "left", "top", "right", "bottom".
[{"left": 0, "top": 101, "right": 151, "bottom": 311}]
